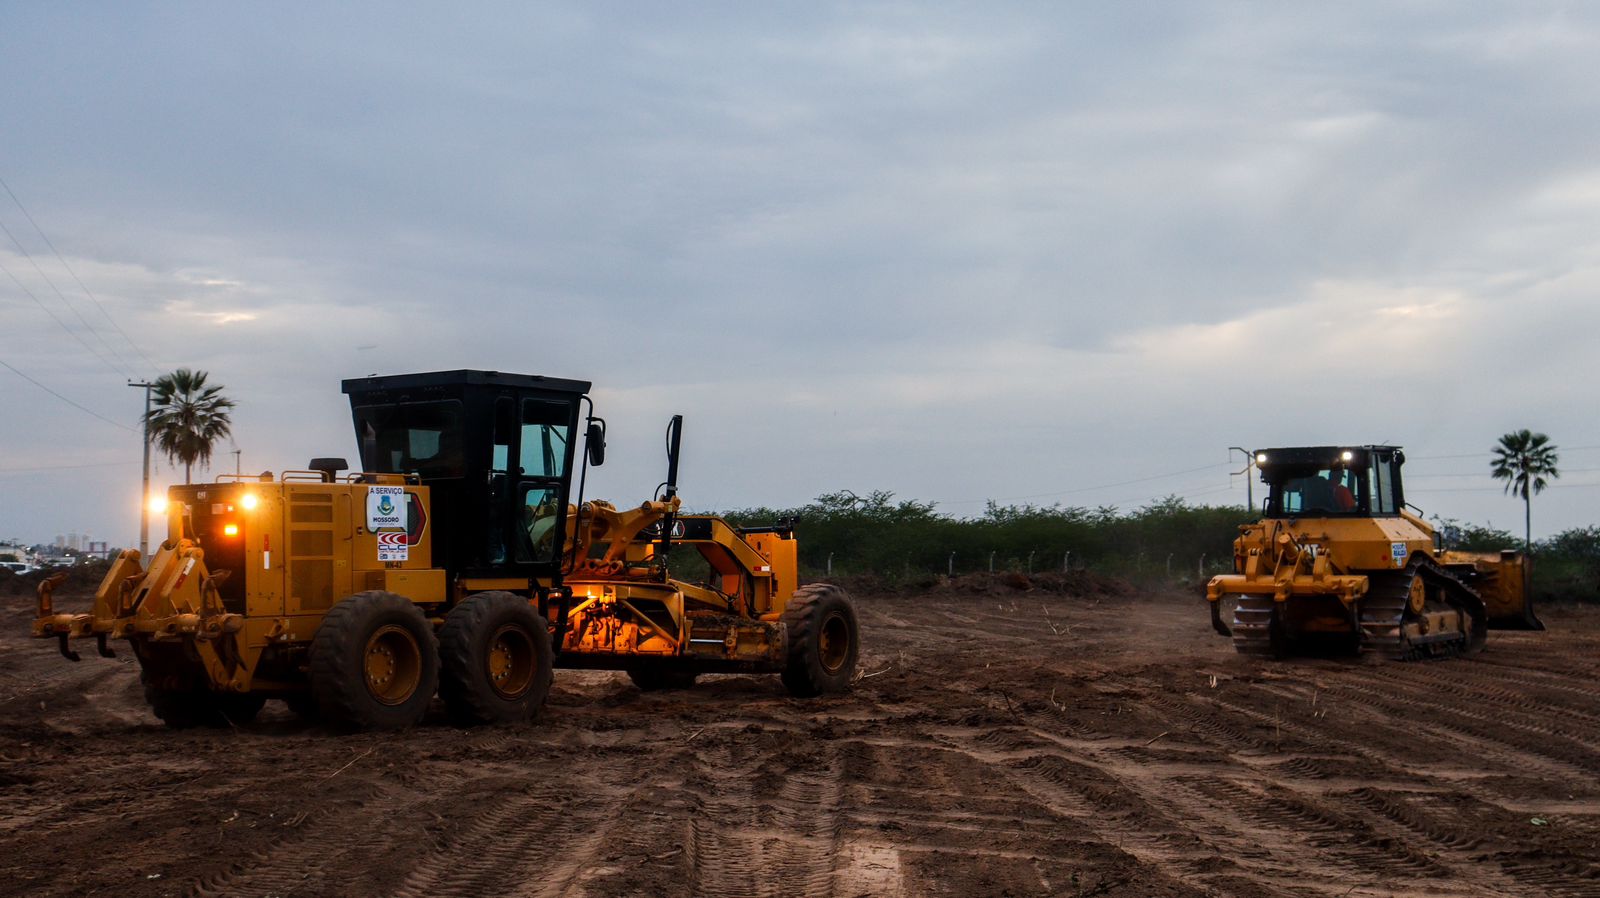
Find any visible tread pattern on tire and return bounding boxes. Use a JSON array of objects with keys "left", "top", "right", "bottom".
[
  {"left": 309, "top": 590, "right": 439, "bottom": 730},
  {"left": 779, "top": 583, "right": 860, "bottom": 698},
  {"left": 438, "top": 591, "right": 553, "bottom": 726}
]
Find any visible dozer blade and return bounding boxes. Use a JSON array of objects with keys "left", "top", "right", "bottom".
[
  {"left": 1487, "top": 603, "right": 1544, "bottom": 631},
  {"left": 1439, "top": 550, "right": 1543, "bottom": 632}
]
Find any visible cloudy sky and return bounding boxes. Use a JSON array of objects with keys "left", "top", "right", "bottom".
[{"left": 3, "top": 3, "right": 1598, "bottom": 548}]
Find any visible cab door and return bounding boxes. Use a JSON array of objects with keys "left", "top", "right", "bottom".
[
  {"left": 512, "top": 398, "right": 575, "bottom": 567},
  {"left": 486, "top": 395, "right": 576, "bottom": 575}
]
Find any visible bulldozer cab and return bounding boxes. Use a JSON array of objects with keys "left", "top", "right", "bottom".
[
  {"left": 1259, "top": 446, "right": 1404, "bottom": 518},
  {"left": 342, "top": 370, "right": 593, "bottom": 584}
]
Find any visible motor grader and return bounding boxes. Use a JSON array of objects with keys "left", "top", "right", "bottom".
[
  {"left": 1207, "top": 445, "right": 1541, "bottom": 660},
  {"left": 33, "top": 370, "right": 860, "bottom": 729}
]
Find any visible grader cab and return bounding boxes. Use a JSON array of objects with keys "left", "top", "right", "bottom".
[
  {"left": 33, "top": 370, "right": 859, "bottom": 729},
  {"left": 1206, "top": 445, "right": 1540, "bottom": 660}
]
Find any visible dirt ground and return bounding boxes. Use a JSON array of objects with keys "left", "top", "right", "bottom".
[{"left": 3, "top": 584, "right": 1599, "bottom": 898}]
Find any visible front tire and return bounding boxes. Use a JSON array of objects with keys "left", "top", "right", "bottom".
[
  {"left": 780, "top": 584, "right": 860, "bottom": 697},
  {"left": 309, "top": 591, "right": 439, "bottom": 730},
  {"left": 439, "top": 592, "right": 553, "bottom": 726}
]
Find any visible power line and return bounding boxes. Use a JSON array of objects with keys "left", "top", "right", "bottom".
[
  {"left": 936, "top": 441, "right": 1600, "bottom": 512},
  {"left": 0, "top": 460, "right": 138, "bottom": 476},
  {"left": 0, "top": 174, "right": 159, "bottom": 373},
  {"left": 1410, "top": 480, "right": 1600, "bottom": 494},
  {"left": 0, "top": 356, "right": 135, "bottom": 431},
  {"left": 938, "top": 461, "right": 1234, "bottom": 506},
  {"left": 1411, "top": 443, "right": 1600, "bottom": 460},
  {"left": 1409, "top": 465, "right": 1600, "bottom": 481},
  {"left": 0, "top": 253, "right": 128, "bottom": 377},
  {"left": 0, "top": 214, "right": 135, "bottom": 376}
]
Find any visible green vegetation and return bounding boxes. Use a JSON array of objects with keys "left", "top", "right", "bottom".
[
  {"left": 708, "top": 492, "right": 1599, "bottom": 603},
  {"left": 715, "top": 491, "right": 1255, "bottom": 585}
]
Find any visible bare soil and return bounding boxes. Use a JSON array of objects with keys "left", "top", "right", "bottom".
[{"left": 3, "top": 582, "right": 1598, "bottom": 898}]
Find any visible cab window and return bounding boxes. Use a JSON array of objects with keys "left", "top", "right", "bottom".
[
  {"left": 354, "top": 400, "right": 465, "bottom": 477},
  {"left": 1277, "top": 468, "right": 1359, "bottom": 515},
  {"left": 520, "top": 400, "right": 572, "bottom": 478},
  {"left": 1368, "top": 456, "right": 1399, "bottom": 514}
]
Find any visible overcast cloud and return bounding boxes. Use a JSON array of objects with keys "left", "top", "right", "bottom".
[{"left": 2, "top": 3, "right": 1598, "bottom": 547}]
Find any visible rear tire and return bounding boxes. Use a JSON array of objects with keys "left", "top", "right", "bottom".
[
  {"left": 439, "top": 592, "right": 553, "bottom": 726},
  {"left": 627, "top": 667, "right": 698, "bottom": 691},
  {"left": 780, "top": 584, "right": 860, "bottom": 697},
  {"left": 309, "top": 591, "right": 439, "bottom": 730}
]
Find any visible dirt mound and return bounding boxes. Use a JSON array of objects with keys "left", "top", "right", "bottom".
[{"left": 0, "top": 560, "right": 113, "bottom": 598}]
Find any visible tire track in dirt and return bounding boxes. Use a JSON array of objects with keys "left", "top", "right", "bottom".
[
  {"left": 1373, "top": 661, "right": 1600, "bottom": 734},
  {"left": 186, "top": 781, "right": 397, "bottom": 898},
  {"left": 963, "top": 672, "right": 1553, "bottom": 897},
  {"left": 1325, "top": 789, "right": 1600, "bottom": 896},
  {"left": 1175, "top": 776, "right": 1446, "bottom": 876},
  {"left": 389, "top": 779, "right": 621, "bottom": 898},
  {"left": 680, "top": 734, "right": 844, "bottom": 898},
  {"left": 1292, "top": 677, "right": 1598, "bottom": 781},
  {"left": 997, "top": 751, "right": 1233, "bottom": 880},
  {"left": 836, "top": 737, "right": 1186, "bottom": 897},
  {"left": 967, "top": 734, "right": 1431, "bottom": 897}
]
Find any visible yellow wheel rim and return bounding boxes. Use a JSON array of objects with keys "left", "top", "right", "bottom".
[
  {"left": 818, "top": 611, "right": 851, "bottom": 674},
  {"left": 364, "top": 624, "right": 423, "bottom": 706},
  {"left": 486, "top": 624, "right": 536, "bottom": 700}
]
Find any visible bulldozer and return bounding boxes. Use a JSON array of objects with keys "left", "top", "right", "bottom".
[
  {"left": 1207, "top": 445, "right": 1542, "bottom": 659},
  {"left": 33, "top": 370, "right": 860, "bottom": 729}
]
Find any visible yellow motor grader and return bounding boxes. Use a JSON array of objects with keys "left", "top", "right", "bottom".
[
  {"left": 33, "top": 370, "right": 860, "bottom": 729},
  {"left": 1207, "top": 445, "right": 1541, "bottom": 660}
]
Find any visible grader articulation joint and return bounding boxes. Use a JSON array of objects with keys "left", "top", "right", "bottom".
[{"left": 34, "top": 370, "right": 860, "bottom": 729}]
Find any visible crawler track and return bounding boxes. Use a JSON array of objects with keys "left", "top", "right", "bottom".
[{"left": 1361, "top": 557, "right": 1487, "bottom": 660}]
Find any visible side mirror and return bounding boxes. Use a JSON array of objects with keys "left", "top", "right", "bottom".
[{"left": 586, "top": 421, "right": 606, "bottom": 467}]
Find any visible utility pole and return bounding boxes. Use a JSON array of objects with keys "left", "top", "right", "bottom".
[
  {"left": 129, "top": 381, "right": 155, "bottom": 557},
  {"left": 1229, "top": 446, "right": 1255, "bottom": 512}
]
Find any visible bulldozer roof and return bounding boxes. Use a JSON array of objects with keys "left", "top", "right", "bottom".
[{"left": 341, "top": 369, "right": 592, "bottom": 395}]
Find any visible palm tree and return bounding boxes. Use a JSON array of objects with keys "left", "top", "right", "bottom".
[
  {"left": 144, "top": 369, "right": 236, "bottom": 484},
  {"left": 1490, "top": 430, "right": 1559, "bottom": 553}
]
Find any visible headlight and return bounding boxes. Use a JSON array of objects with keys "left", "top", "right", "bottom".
[
  {"left": 148, "top": 495, "right": 168, "bottom": 515},
  {"left": 1341, "top": 450, "right": 1354, "bottom": 462},
  {"left": 240, "top": 493, "right": 259, "bottom": 510},
  {"left": 1255, "top": 453, "right": 1267, "bottom": 464}
]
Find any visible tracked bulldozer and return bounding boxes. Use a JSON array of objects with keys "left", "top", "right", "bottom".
[
  {"left": 1207, "top": 445, "right": 1541, "bottom": 660},
  {"left": 34, "top": 370, "right": 860, "bottom": 729}
]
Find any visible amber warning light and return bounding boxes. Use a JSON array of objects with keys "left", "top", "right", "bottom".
[{"left": 222, "top": 523, "right": 240, "bottom": 538}]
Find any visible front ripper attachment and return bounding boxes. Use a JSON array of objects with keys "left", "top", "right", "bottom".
[{"left": 1209, "top": 597, "right": 1232, "bottom": 637}]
